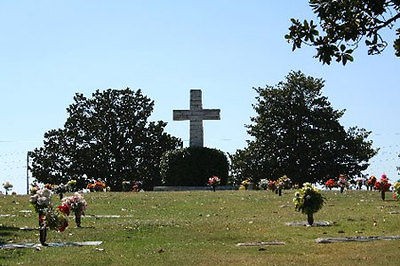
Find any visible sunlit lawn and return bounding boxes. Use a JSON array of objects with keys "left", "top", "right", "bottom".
[{"left": 1, "top": 189, "right": 399, "bottom": 265}]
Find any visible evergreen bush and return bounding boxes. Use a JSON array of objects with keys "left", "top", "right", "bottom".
[{"left": 160, "top": 147, "right": 229, "bottom": 186}]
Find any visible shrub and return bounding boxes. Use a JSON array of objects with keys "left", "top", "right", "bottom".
[{"left": 160, "top": 147, "right": 229, "bottom": 186}]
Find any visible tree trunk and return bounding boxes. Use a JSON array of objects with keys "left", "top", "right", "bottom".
[{"left": 307, "top": 213, "right": 314, "bottom": 226}]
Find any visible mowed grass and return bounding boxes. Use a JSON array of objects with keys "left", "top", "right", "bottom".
[{"left": 0, "top": 189, "right": 400, "bottom": 265}]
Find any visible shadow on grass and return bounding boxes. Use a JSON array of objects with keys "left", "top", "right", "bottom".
[
  {"left": 0, "top": 225, "right": 20, "bottom": 245},
  {"left": 0, "top": 225, "right": 29, "bottom": 262}
]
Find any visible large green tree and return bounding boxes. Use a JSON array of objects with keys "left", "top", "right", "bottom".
[
  {"left": 285, "top": 0, "right": 400, "bottom": 65},
  {"left": 230, "top": 71, "right": 377, "bottom": 185},
  {"left": 30, "top": 88, "right": 182, "bottom": 190}
]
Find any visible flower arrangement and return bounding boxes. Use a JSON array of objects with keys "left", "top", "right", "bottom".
[
  {"left": 87, "top": 180, "right": 107, "bottom": 192},
  {"left": 207, "top": 176, "right": 221, "bottom": 192},
  {"left": 355, "top": 177, "right": 364, "bottom": 190},
  {"left": 367, "top": 175, "right": 377, "bottom": 191},
  {"left": 67, "top": 180, "right": 77, "bottom": 192},
  {"left": 239, "top": 179, "right": 252, "bottom": 190},
  {"left": 393, "top": 180, "right": 400, "bottom": 201},
  {"left": 375, "top": 174, "right": 391, "bottom": 192},
  {"left": 46, "top": 207, "right": 69, "bottom": 232},
  {"left": 61, "top": 193, "right": 87, "bottom": 227},
  {"left": 293, "top": 183, "right": 325, "bottom": 225},
  {"left": 277, "top": 175, "right": 292, "bottom": 189},
  {"left": 325, "top": 179, "right": 336, "bottom": 190},
  {"left": 208, "top": 176, "right": 221, "bottom": 186},
  {"left": 57, "top": 203, "right": 71, "bottom": 216},
  {"left": 62, "top": 192, "right": 87, "bottom": 215},
  {"left": 267, "top": 180, "right": 277, "bottom": 191},
  {"left": 29, "top": 188, "right": 52, "bottom": 214},
  {"left": 258, "top": 179, "right": 269, "bottom": 190},
  {"left": 272, "top": 175, "right": 291, "bottom": 196},
  {"left": 30, "top": 183, "right": 40, "bottom": 195},
  {"left": 132, "top": 181, "right": 143, "bottom": 192},
  {"left": 29, "top": 188, "right": 69, "bottom": 244},
  {"left": 375, "top": 174, "right": 391, "bottom": 200},
  {"left": 2, "top": 181, "right": 13, "bottom": 195},
  {"left": 337, "top": 174, "right": 349, "bottom": 193}
]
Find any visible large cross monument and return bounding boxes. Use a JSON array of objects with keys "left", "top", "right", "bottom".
[{"left": 173, "top": 89, "right": 220, "bottom": 147}]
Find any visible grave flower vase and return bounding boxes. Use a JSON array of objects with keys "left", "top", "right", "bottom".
[
  {"left": 381, "top": 190, "right": 386, "bottom": 201},
  {"left": 307, "top": 213, "right": 314, "bottom": 226},
  {"left": 278, "top": 189, "right": 282, "bottom": 196},
  {"left": 75, "top": 211, "right": 82, "bottom": 227},
  {"left": 38, "top": 214, "right": 47, "bottom": 245},
  {"left": 39, "top": 225, "right": 47, "bottom": 245}
]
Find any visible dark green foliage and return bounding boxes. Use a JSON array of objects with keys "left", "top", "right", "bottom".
[
  {"left": 285, "top": 0, "right": 400, "bottom": 64},
  {"left": 230, "top": 71, "right": 378, "bottom": 185},
  {"left": 160, "top": 147, "right": 229, "bottom": 186},
  {"left": 30, "top": 88, "right": 182, "bottom": 191}
]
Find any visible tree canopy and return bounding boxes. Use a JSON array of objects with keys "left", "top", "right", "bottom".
[
  {"left": 285, "top": 0, "right": 400, "bottom": 65},
  {"left": 30, "top": 88, "right": 182, "bottom": 191},
  {"left": 230, "top": 71, "right": 378, "bottom": 185}
]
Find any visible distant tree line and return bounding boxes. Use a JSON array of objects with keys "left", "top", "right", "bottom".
[{"left": 30, "top": 75, "right": 377, "bottom": 190}]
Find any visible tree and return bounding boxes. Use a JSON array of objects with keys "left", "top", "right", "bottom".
[
  {"left": 160, "top": 147, "right": 229, "bottom": 186},
  {"left": 30, "top": 88, "right": 182, "bottom": 191},
  {"left": 230, "top": 71, "right": 377, "bottom": 185},
  {"left": 2, "top": 181, "right": 13, "bottom": 195},
  {"left": 285, "top": 0, "right": 400, "bottom": 65}
]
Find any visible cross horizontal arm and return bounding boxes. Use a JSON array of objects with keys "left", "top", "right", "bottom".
[
  {"left": 201, "top": 109, "right": 220, "bottom": 120},
  {"left": 173, "top": 110, "right": 191, "bottom": 120},
  {"left": 173, "top": 109, "right": 220, "bottom": 121}
]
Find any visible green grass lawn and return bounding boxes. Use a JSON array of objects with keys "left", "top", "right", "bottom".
[{"left": 1, "top": 189, "right": 399, "bottom": 265}]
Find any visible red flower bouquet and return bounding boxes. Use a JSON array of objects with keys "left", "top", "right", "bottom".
[
  {"left": 325, "top": 179, "right": 336, "bottom": 190},
  {"left": 375, "top": 174, "right": 391, "bottom": 200},
  {"left": 208, "top": 176, "right": 221, "bottom": 192}
]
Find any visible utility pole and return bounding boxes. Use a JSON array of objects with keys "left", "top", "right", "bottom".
[{"left": 26, "top": 151, "right": 32, "bottom": 194}]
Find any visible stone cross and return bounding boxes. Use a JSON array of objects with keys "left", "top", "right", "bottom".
[{"left": 173, "top": 89, "right": 220, "bottom": 147}]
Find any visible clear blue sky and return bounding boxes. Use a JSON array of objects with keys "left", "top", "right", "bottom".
[{"left": 1, "top": 1, "right": 399, "bottom": 194}]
